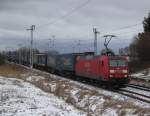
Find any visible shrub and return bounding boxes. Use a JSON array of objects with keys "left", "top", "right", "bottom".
[{"left": 0, "top": 53, "right": 5, "bottom": 65}]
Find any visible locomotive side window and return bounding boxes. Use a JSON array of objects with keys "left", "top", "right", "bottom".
[{"left": 101, "top": 61, "right": 104, "bottom": 66}]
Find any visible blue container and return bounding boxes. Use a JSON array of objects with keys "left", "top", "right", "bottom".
[{"left": 56, "top": 53, "right": 84, "bottom": 73}]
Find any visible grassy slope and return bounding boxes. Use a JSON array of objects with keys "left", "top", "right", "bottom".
[{"left": 0, "top": 63, "right": 149, "bottom": 116}]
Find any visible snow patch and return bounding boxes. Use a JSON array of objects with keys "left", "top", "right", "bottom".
[
  {"left": 131, "top": 68, "right": 150, "bottom": 79},
  {"left": 0, "top": 76, "right": 86, "bottom": 116},
  {"left": 102, "top": 108, "right": 117, "bottom": 116},
  {"left": 26, "top": 76, "right": 45, "bottom": 82}
]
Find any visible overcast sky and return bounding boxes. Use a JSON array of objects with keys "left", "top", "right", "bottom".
[{"left": 0, "top": 0, "right": 150, "bottom": 53}]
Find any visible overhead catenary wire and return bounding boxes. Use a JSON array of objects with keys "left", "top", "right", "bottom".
[
  {"left": 53, "top": 22, "right": 143, "bottom": 42},
  {"left": 27, "top": 10, "right": 142, "bottom": 52},
  {"left": 21, "top": 22, "right": 143, "bottom": 51},
  {"left": 60, "top": 29, "right": 142, "bottom": 42},
  {"left": 115, "top": 30, "right": 142, "bottom": 36},
  {"left": 36, "top": 0, "right": 91, "bottom": 30},
  {"left": 36, "top": 22, "right": 142, "bottom": 41},
  {"left": 2, "top": 0, "right": 143, "bottom": 51},
  {"left": 34, "top": 29, "right": 142, "bottom": 46},
  {"left": 102, "top": 22, "right": 142, "bottom": 34},
  {"left": 33, "top": 30, "right": 141, "bottom": 52}
]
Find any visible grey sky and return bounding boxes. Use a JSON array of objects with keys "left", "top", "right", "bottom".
[{"left": 0, "top": 0, "right": 149, "bottom": 53}]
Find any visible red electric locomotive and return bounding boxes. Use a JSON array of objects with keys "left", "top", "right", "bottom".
[
  {"left": 75, "top": 54, "right": 129, "bottom": 87},
  {"left": 75, "top": 36, "right": 129, "bottom": 87}
]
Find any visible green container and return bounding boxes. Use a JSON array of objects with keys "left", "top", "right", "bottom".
[{"left": 33, "top": 54, "right": 47, "bottom": 66}]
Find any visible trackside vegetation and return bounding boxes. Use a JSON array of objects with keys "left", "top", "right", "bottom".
[
  {"left": 129, "top": 12, "right": 150, "bottom": 72},
  {"left": 0, "top": 53, "right": 5, "bottom": 65}
]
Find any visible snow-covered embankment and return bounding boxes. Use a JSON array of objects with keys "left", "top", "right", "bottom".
[{"left": 0, "top": 76, "right": 86, "bottom": 116}]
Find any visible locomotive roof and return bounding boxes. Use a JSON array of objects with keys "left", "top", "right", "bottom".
[
  {"left": 109, "top": 56, "right": 126, "bottom": 60},
  {"left": 59, "top": 52, "right": 94, "bottom": 56},
  {"left": 34, "top": 53, "right": 47, "bottom": 56}
]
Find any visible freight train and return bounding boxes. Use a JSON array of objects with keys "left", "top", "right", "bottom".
[{"left": 7, "top": 50, "right": 130, "bottom": 88}]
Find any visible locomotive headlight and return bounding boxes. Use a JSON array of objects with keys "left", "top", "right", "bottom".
[
  {"left": 124, "top": 75, "right": 128, "bottom": 77},
  {"left": 122, "top": 70, "right": 128, "bottom": 73},
  {"left": 110, "top": 70, "right": 115, "bottom": 73},
  {"left": 109, "top": 75, "right": 113, "bottom": 77}
]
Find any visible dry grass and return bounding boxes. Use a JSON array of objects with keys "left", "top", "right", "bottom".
[
  {"left": 103, "top": 99, "right": 150, "bottom": 116},
  {"left": 0, "top": 63, "right": 29, "bottom": 78}
]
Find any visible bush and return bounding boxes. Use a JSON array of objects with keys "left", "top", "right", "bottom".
[
  {"left": 129, "top": 60, "right": 150, "bottom": 73},
  {"left": 0, "top": 54, "right": 5, "bottom": 65}
]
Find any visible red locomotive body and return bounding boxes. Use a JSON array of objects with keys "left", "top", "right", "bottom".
[{"left": 75, "top": 55, "right": 129, "bottom": 86}]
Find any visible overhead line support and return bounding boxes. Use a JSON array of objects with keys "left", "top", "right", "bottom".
[{"left": 26, "top": 25, "right": 35, "bottom": 68}]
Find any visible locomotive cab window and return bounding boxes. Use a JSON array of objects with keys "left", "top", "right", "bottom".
[{"left": 109, "top": 60, "right": 126, "bottom": 67}]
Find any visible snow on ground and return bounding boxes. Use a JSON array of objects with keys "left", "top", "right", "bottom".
[
  {"left": 131, "top": 68, "right": 150, "bottom": 79},
  {"left": 64, "top": 77, "right": 150, "bottom": 108},
  {"left": 26, "top": 75, "right": 45, "bottom": 82},
  {"left": 45, "top": 72, "right": 150, "bottom": 108},
  {"left": 130, "top": 68, "right": 150, "bottom": 87},
  {"left": 24, "top": 73, "right": 150, "bottom": 116},
  {"left": 1, "top": 63, "right": 149, "bottom": 116},
  {"left": 0, "top": 76, "right": 86, "bottom": 116}
]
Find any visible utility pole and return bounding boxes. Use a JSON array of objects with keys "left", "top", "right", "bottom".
[
  {"left": 18, "top": 44, "right": 22, "bottom": 64},
  {"left": 48, "top": 39, "right": 52, "bottom": 50},
  {"left": 49, "top": 35, "right": 56, "bottom": 50},
  {"left": 93, "top": 28, "right": 100, "bottom": 55},
  {"left": 72, "top": 46, "right": 75, "bottom": 53},
  {"left": 77, "top": 40, "right": 81, "bottom": 53},
  {"left": 27, "top": 25, "right": 35, "bottom": 68},
  {"left": 52, "top": 35, "right": 55, "bottom": 49}
]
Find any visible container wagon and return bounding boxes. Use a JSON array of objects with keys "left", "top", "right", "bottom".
[
  {"left": 33, "top": 53, "right": 47, "bottom": 69},
  {"left": 56, "top": 53, "right": 86, "bottom": 76}
]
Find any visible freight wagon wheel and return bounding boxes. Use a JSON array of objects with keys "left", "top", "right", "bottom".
[
  {"left": 76, "top": 76, "right": 81, "bottom": 81},
  {"left": 104, "top": 83, "right": 114, "bottom": 90},
  {"left": 119, "top": 84, "right": 127, "bottom": 88},
  {"left": 51, "top": 69, "right": 55, "bottom": 74}
]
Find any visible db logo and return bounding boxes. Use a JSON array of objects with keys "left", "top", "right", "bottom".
[{"left": 85, "top": 62, "right": 90, "bottom": 68}]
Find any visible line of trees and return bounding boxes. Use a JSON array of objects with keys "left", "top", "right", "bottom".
[
  {"left": 128, "top": 12, "right": 150, "bottom": 71},
  {"left": 0, "top": 53, "right": 5, "bottom": 65},
  {"left": 118, "top": 12, "right": 150, "bottom": 72},
  {"left": 129, "top": 12, "right": 150, "bottom": 62}
]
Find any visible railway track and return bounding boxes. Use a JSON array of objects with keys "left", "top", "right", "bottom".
[
  {"left": 116, "top": 91, "right": 150, "bottom": 104},
  {"left": 113, "top": 84, "right": 150, "bottom": 104},
  {"left": 73, "top": 77, "right": 150, "bottom": 104},
  {"left": 116, "top": 88, "right": 150, "bottom": 104},
  {"left": 127, "top": 84, "right": 150, "bottom": 92},
  {"left": 75, "top": 78, "right": 150, "bottom": 104}
]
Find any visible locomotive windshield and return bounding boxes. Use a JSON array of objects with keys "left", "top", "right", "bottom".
[{"left": 109, "top": 60, "right": 127, "bottom": 67}]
